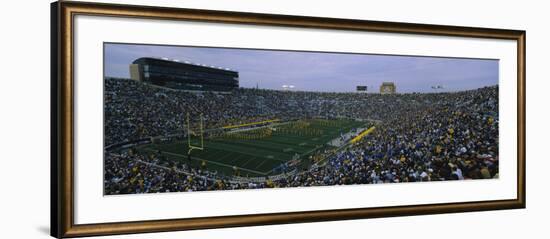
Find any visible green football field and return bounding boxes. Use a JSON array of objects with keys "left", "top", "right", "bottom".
[{"left": 137, "top": 119, "right": 366, "bottom": 177}]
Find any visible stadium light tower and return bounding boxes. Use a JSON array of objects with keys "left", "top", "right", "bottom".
[
  {"left": 282, "top": 85, "right": 295, "bottom": 91},
  {"left": 431, "top": 85, "right": 445, "bottom": 92}
]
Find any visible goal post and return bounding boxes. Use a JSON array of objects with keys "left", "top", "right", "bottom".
[{"left": 187, "top": 112, "right": 204, "bottom": 154}]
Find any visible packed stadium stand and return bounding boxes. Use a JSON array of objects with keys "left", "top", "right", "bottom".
[{"left": 104, "top": 77, "right": 499, "bottom": 194}]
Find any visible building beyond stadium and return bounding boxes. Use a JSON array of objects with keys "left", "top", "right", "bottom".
[{"left": 129, "top": 57, "right": 239, "bottom": 91}]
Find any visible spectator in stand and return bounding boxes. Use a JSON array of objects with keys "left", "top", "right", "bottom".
[{"left": 104, "top": 78, "right": 498, "bottom": 195}]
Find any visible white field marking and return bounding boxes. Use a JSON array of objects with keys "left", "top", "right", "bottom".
[
  {"left": 254, "top": 159, "right": 268, "bottom": 170},
  {"left": 240, "top": 157, "right": 256, "bottom": 169},
  {"left": 143, "top": 148, "right": 267, "bottom": 175},
  {"left": 224, "top": 121, "right": 293, "bottom": 134}
]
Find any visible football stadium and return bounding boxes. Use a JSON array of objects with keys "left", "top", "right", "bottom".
[{"left": 104, "top": 56, "right": 499, "bottom": 195}]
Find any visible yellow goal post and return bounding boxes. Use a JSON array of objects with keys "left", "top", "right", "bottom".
[{"left": 187, "top": 112, "right": 204, "bottom": 154}]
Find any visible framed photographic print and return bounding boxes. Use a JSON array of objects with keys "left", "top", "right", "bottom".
[{"left": 51, "top": 1, "right": 526, "bottom": 238}]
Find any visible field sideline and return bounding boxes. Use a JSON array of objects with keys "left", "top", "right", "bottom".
[{"left": 138, "top": 119, "right": 366, "bottom": 177}]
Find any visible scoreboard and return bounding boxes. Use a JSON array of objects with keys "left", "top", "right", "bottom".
[{"left": 356, "top": 86, "right": 367, "bottom": 92}]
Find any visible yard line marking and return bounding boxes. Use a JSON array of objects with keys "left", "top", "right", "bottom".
[
  {"left": 207, "top": 141, "right": 289, "bottom": 159},
  {"left": 240, "top": 157, "right": 256, "bottom": 168},
  {"left": 228, "top": 153, "right": 250, "bottom": 167},
  {"left": 255, "top": 159, "right": 268, "bottom": 170},
  {"left": 143, "top": 149, "right": 267, "bottom": 175}
]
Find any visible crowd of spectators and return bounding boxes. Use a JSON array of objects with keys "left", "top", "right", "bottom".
[
  {"left": 104, "top": 78, "right": 498, "bottom": 194},
  {"left": 105, "top": 78, "right": 425, "bottom": 145}
]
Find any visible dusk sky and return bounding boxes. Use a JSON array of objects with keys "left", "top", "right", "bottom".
[{"left": 105, "top": 43, "right": 498, "bottom": 93}]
